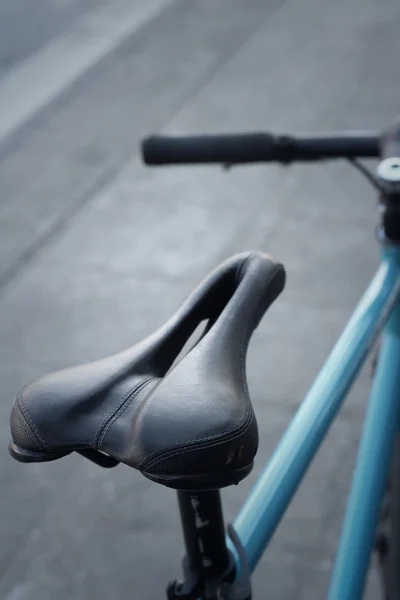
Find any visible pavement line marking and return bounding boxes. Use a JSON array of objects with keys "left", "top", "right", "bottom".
[{"left": 0, "top": 0, "right": 173, "bottom": 145}]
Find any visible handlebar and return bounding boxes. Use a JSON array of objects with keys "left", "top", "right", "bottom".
[{"left": 141, "top": 132, "right": 380, "bottom": 166}]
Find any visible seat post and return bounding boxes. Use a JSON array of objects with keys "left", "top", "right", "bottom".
[
  {"left": 177, "top": 490, "right": 230, "bottom": 579},
  {"left": 168, "top": 491, "right": 252, "bottom": 599}
]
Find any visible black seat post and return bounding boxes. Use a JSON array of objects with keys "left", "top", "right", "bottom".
[
  {"left": 168, "top": 490, "right": 252, "bottom": 600},
  {"left": 177, "top": 490, "right": 230, "bottom": 579}
]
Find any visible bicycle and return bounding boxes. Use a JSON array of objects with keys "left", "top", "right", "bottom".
[{"left": 9, "top": 121, "right": 400, "bottom": 600}]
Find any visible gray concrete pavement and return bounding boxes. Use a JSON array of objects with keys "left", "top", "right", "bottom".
[
  {"left": 0, "top": 0, "right": 103, "bottom": 80},
  {"left": 0, "top": 0, "right": 399, "bottom": 598}
]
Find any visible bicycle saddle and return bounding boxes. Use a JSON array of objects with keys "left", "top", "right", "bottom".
[{"left": 9, "top": 251, "right": 285, "bottom": 490}]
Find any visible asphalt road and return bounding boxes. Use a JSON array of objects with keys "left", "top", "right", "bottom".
[{"left": 1, "top": 1, "right": 399, "bottom": 599}]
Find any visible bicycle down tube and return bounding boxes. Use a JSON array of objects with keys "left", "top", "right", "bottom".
[
  {"left": 232, "top": 245, "right": 400, "bottom": 597},
  {"left": 328, "top": 246, "right": 400, "bottom": 599}
]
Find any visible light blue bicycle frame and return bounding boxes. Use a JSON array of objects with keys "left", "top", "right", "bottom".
[{"left": 231, "top": 244, "right": 400, "bottom": 599}]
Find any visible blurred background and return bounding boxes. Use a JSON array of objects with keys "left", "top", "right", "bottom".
[{"left": 1, "top": 0, "right": 399, "bottom": 598}]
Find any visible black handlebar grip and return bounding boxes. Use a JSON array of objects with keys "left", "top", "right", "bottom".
[{"left": 141, "top": 133, "right": 279, "bottom": 165}]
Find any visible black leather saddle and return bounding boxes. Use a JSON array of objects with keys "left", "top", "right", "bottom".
[{"left": 9, "top": 251, "right": 285, "bottom": 490}]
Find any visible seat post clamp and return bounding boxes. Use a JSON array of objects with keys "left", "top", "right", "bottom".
[{"left": 166, "top": 524, "right": 251, "bottom": 600}]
